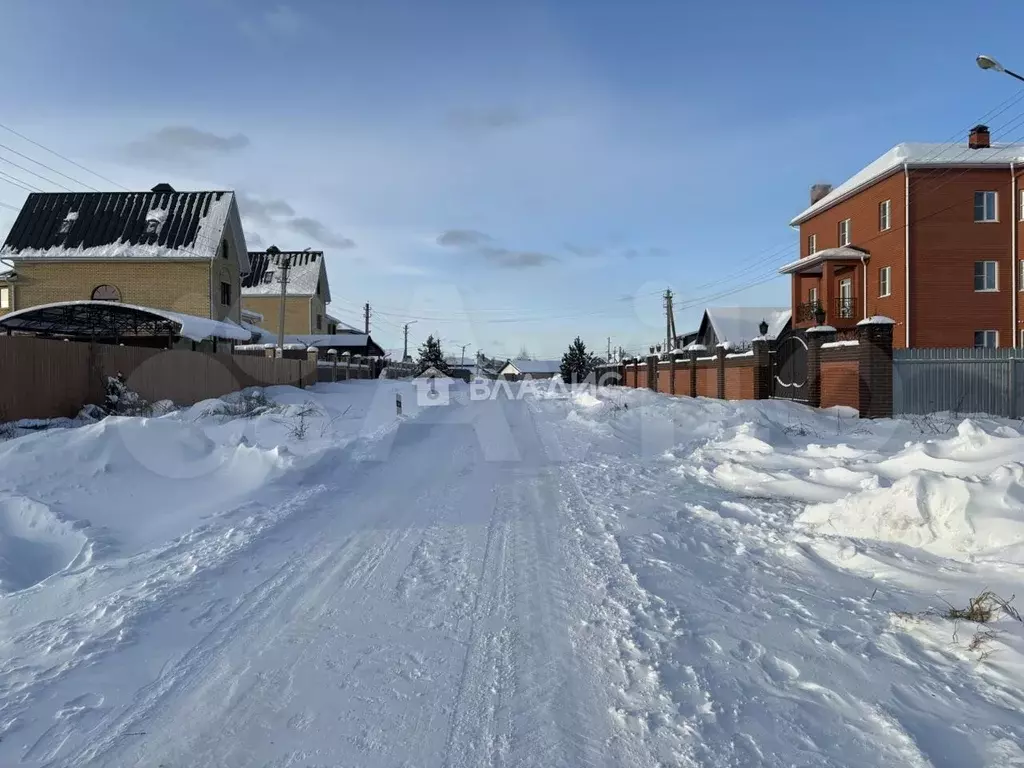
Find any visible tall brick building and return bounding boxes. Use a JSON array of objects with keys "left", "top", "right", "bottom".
[
  {"left": 0, "top": 184, "right": 249, "bottom": 323},
  {"left": 780, "top": 125, "right": 1024, "bottom": 348}
]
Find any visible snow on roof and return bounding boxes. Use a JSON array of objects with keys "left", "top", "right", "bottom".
[
  {"left": 791, "top": 142, "right": 1024, "bottom": 225},
  {"left": 703, "top": 307, "right": 791, "bottom": 343},
  {"left": 240, "top": 307, "right": 264, "bottom": 323},
  {"left": 0, "top": 300, "right": 252, "bottom": 342},
  {"left": 501, "top": 359, "right": 561, "bottom": 374},
  {"left": 324, "top": 313, "right": 359, "bottom": 332},
  {"left": 241, "top": 250, "right": 328, "bottom": 300},
  {"left": 0, "top": 190, "right": 248, "bottom": 272},
  {"left": 777, "top": 245, "right": 870, "bottom": 274}
]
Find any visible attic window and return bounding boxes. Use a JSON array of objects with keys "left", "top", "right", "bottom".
[
  {"left": 263, "top": 270, "right": 275, "bottom": 284},
  {"left": 145, "top": 207, "right": 168, "bottom": 235},
  {"left": 58, "top": 211, "right": 78, "bottom": 235}
]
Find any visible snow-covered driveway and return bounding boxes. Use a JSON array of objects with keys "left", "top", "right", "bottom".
[{"left": 2, "top": 382, "right": 1024, "bottom": 766}]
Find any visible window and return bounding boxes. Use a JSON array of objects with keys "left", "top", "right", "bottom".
[
  {"left": 838, "top": 278, "right": 854, "bottom": 318},
  {"left": 1020, "top": 189, "right": 1024, "bottom": 221},
  {"left": 807, "top": 233, "right": 817, "bottom": 255},
  {"left": 145, "top": 218, "right": 161, "bottom": 234},
  {"left": 91, "top": 284, "right": 121, "bottom": 302},
  {"left": 838, "top": 218, "right": 851, "bottom": 246},
  {"left": 263, "top": 270, "right": 275, "bottom": 285},
  {"left": 315, "top": 314, "right": 322, "bottom": 331},
  {"left": 974, "top": 191, "right": 998, "bottom": 222},
  {"left": 220, "top": 281, "right": 232, "bottom": 305},
  {"left": 808, "top": 286, "right": 819, "bottom": 305},
  {"left": 974, "top": 260, "right": 998, "bottom": 291},
  {"left": 879, "top": 266, "right": 891, "bottom": 297},
  {"left": 0, "top": 286, "right": 9, "bottom": 309},
  {"left": 975, "top": 330, "right": 998, "bottom": 348},
  {"left": 58, "top": 211, "right": 78, "bottom": 235},
  {"left": 879, "top": 200, "right": 891, "bottom": 231},
  {"left": 220, "top": 240, "right": 229, "bottom": 259},
  {"left": 1020, "top": 260, "right": 1024, "bottom": 291}
]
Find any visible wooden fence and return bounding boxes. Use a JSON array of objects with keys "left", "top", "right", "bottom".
[{"left": 0, "top": 336, "right": 316, "bottom": 421}]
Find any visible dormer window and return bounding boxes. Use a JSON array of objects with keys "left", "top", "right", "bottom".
[
  {"left": 144, "top": 207, "right": 167, "bottom": 235},
  {"left": 59, "top": 211, "right": 78, "bottom": 235},
  {"left": 263, "top": 270, "right": 275, "bottom": 285}
]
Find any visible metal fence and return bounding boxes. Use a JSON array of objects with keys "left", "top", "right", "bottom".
[{"left": 893, "top": 347, "right": 1024, "bottom": 417}]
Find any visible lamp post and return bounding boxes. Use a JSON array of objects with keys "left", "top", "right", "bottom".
[
  {"left": 977, "top": 55, "right": 1024, "bottom": 84},
  {"left": 758, "top": 319, "right": 769, "bottom": 337}
]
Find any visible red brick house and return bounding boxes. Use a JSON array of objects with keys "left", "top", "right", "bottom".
[{"left": 779, "top": 125, "right": 1024, "bottom": 348}]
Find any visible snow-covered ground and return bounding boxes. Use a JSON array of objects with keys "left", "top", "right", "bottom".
[{"left": 1, "top": 381, "right": 1023, "bottom": 766}]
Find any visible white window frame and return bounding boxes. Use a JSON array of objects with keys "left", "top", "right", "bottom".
[
  {"left": 808, "top": 286, "right": 819, "bottom": 305},
  {"left": 0, "top": 286, "right": 9, "bottom": 309},
  {"left": 974, "top": 260, "right": 999, "bottom": 292},
  {"left": 838, "top": 278, "right": 854, "bottom": 318},
  {"left": 974, "top": 330, "right": 998, "bottom": 348},
  {"left": 1019, "top": 189, "right": 1024, "bottom": 222},
  {"left": 879, "top": 266, "right": 891, "bottom": 297},
  {"left": 974, "top": 191, "right": 998, "bottom": 223},
  {"left": 838, "top": 218, "right": 851, "bottom": 246},
  {"left": 807, "top": 233, "right": 817, "bottom": 255},
  {"left": 879, "top": 200, "right": 891, "bottom": 231},
  {"left": 1019, "top": 260, "right": 1024, "bottom": 292}
]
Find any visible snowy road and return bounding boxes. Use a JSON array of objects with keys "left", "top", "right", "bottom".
[
  {"left": 24, "top": 394, "right": 674, "bottom": 767},
  {"left": 3, "top": 383, "right": 1024, "bottom": 767}
]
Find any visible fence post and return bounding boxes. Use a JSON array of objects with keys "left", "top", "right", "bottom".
[
  {"left": 668, "top": 353, "right": 676, "bottom": 395},
  {"left": 752, "top": 336, "right": 772, "bottom": 400},
  {"left": 856, "top": 316, "right": 894, "bottom": 418},
  {"left": 806, "top": 325, "right": 837, "bottom": 409},
  {"left": 647, "top": 354, "right": 657, "bottom": 391},
  {"left": 327, "top": 348, "right": 338, "bottom": 382},
  {"left": 715, "top": 343, "right": 728, "bottom": 400},
  {"left": 689, "top": 349, "right": 700, "bottom": 397}
]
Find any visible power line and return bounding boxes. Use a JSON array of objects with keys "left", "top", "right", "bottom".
[
  {"left": 0, "top": 152, "right": 74, "bottom": 192},
  {"left": 0, "top": 141, "right": 100, "bottom": 192},
  {"left": 0, "top": 121, "right": 130, "bottom": 191},
  {"left": 0, "top": 168, "right": 40, "bottom": 193}
]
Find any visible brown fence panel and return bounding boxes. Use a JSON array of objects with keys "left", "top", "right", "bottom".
[{"left": 0, "top": 337, "right": 319, "bottom": 421}]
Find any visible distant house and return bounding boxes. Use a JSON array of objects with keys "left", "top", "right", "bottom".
[
  {"left": 690, "top": 307, "right": 791, "bottom": 349},
  {"left": 241, "top": 247, "right": 332, "bottom": 335},
  {"left": 0, "top": 183, "right": 250, "bottom": 323},
  {"left": 497, "top": 359, "right": 561, "bottom": 381}
]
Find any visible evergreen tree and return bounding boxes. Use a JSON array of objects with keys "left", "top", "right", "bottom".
[
  {"left": 560, "top": 336, "right": 597, "bottom": 384},
  {"left": 415, "top": 334, "right": 451, "bottom": 375}
]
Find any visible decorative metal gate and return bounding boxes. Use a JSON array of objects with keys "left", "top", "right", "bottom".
[{"left": 771, "top": 328, "right": 808, "bottom": 401}]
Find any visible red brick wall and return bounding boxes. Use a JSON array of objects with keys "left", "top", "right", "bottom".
[
  {"left": 624, "top": 366, "right": 636, "bottom": 387},
  {"left": 724, "top": 364, "right": 754, "bottom": 400},
  {"left": 636, "top": 367, "right": 647, "bottom": 389},
  {"left": 911, "top": 167, "right": 1016, "bottom": 348},
  {"left": 696, "top": 365, "right": 716, "bottom": 397},
  {"left": 820, "top": 359, "right": 859, "bottom": 410},
  {"left": 658, "top": 365, "right": 672, "bottom": 393},
  {"left": 672, "top": 366, "right": 688, "bottom": 395},
  {"left": 798, "top": 171, "right": 907, "bottom": 343}
]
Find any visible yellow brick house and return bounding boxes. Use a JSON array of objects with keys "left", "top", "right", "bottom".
[
  {"left": 0, "top": 183, "right": 250, "bottom": 322},
  {"left": 241, "top": 247, "right": 334, "bottom": 335}
]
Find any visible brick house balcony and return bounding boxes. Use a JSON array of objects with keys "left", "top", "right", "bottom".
[{"left": 779, "top": 246, "right": 869, "bottom": 329}]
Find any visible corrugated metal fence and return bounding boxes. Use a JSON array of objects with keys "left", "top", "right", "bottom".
[{"left": 893, "top": 347, "right": 1024, "bottom": 417}]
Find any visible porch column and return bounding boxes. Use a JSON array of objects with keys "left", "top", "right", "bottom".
[{"left": 821, "top": 261, "right": 835, "bottom": 324}]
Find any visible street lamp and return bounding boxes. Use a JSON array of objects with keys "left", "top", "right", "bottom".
[
  {"left": 977, "top": 54, "right": 1024, "bottom": 83},
  {"left": 758, "top": 319, "right": 769, "bottom": 337}
]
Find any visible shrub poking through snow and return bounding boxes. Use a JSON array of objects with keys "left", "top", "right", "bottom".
[
  {"left": 103, "top": 374, "right": 153, "bottom": 417},
  {"left": 942, "top": 591, "right": 1022, "bottom": 624},
  {"left": 204, "top": 389, "right": 280, "bottom": 420}
]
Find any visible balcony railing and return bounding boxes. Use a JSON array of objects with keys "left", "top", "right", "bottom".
[
  {"left": 835, "top": 296, "right": 856, "bottom": 320},
  {"left": 796, "top": 298, "right": 857, "bottom": 323}
]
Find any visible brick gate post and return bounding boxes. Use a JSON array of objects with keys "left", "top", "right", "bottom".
[
  {"left": 857, "top": 316, "right": 895, "bottom": 418},
  {"left": 806, "top": 325, "right": 837, "bottom": 409},
  {"left": 751, "top": 336, "right": 773, "bottom": 400},
  {"left": 688, "top": 346, "right": 703, "bottom": 397},
  {"left": 715, "top": 343, "right": 728, "bottom": 400},
  {"left": 647, "top": 354, "right": 658, "bottom": 391}
]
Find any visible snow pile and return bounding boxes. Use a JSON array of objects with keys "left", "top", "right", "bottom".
[{"left": 0, "top": 496, "right": 87, "bottom": 593}]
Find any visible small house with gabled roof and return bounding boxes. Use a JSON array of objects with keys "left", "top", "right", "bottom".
[
  {"left": 241, "top": 247, "right": 333, "bottom": 335},
  {"left": 0, "top": 183, "right": 249, "bottom": 323}
]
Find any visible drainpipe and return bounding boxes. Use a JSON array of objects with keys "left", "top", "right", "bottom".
[
  {"left": 1013, "top": 161, "right": 1018, "bottom": 348},
  {"left": 860, "top": 252, "right": 867, "bottom": 320},
  {"left": 904, "top": 162, "right": 911, "bottom": 347}
]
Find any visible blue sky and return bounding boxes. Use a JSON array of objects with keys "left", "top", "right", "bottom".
[{"left": 1, "top": 0, "right": 1023, "bottom": 358}]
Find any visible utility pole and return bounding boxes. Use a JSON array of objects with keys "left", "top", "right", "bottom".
[
  {"left": 364, "top": 302, "right": 371, "bottom": 334},
  {"left": 663, "top": 288, "right": 677, "bottom": 352},
  {"left": 607, "top": 336, "right": 611, "bottom": 361},
  {"left": 276, "top": 251, "right": 290, "bottom": 352},
  {"left": 459, "top": 343, "right": 470, "bottom": 366},
  {"left": 402, "top": 321, "right": 417, "bottom": 361}
]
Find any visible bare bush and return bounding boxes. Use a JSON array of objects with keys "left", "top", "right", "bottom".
[{"left": 204, "top": 390, "right": 280, "bottom": 420}]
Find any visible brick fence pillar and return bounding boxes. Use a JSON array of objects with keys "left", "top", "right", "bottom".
[
  {"left": 857, "top": 316, "right": 895, "bottom": 418},
  {"left": 751, "top": 337, "right": 772, "bottom": 400},
  {"left": 806, "top": 325, "right": 837, "bottom": 409},
  {"left": 647, "top": 354, "right": 658, "bottom": 391},
  {"left": 688, "top": 348, "right": 701, "bottom": 397},
  {"left": 715, "top": 344, "right": 728, "bottom": 399},
  {"left": 668, "top": 354, "right": 676, "bottom": 395}
]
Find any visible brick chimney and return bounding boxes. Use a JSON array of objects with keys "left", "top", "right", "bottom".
[
  {"left": 969, "top": 124, "right": 990, "bottom": 149},
  {"left": 810, "top": 183, "right": 833, "bottom": 205}
]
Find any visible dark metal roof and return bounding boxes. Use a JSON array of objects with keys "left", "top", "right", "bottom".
[
  {"left": 242, "top": 250, "right": 323, "bottom": 287},
  {"left": 0, "top": 189, "right": 231, "bottom": 257}
]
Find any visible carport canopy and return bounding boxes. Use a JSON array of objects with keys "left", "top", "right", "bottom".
[{"left": 0, "top": 300, "right": 254, "bottom": 343}]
